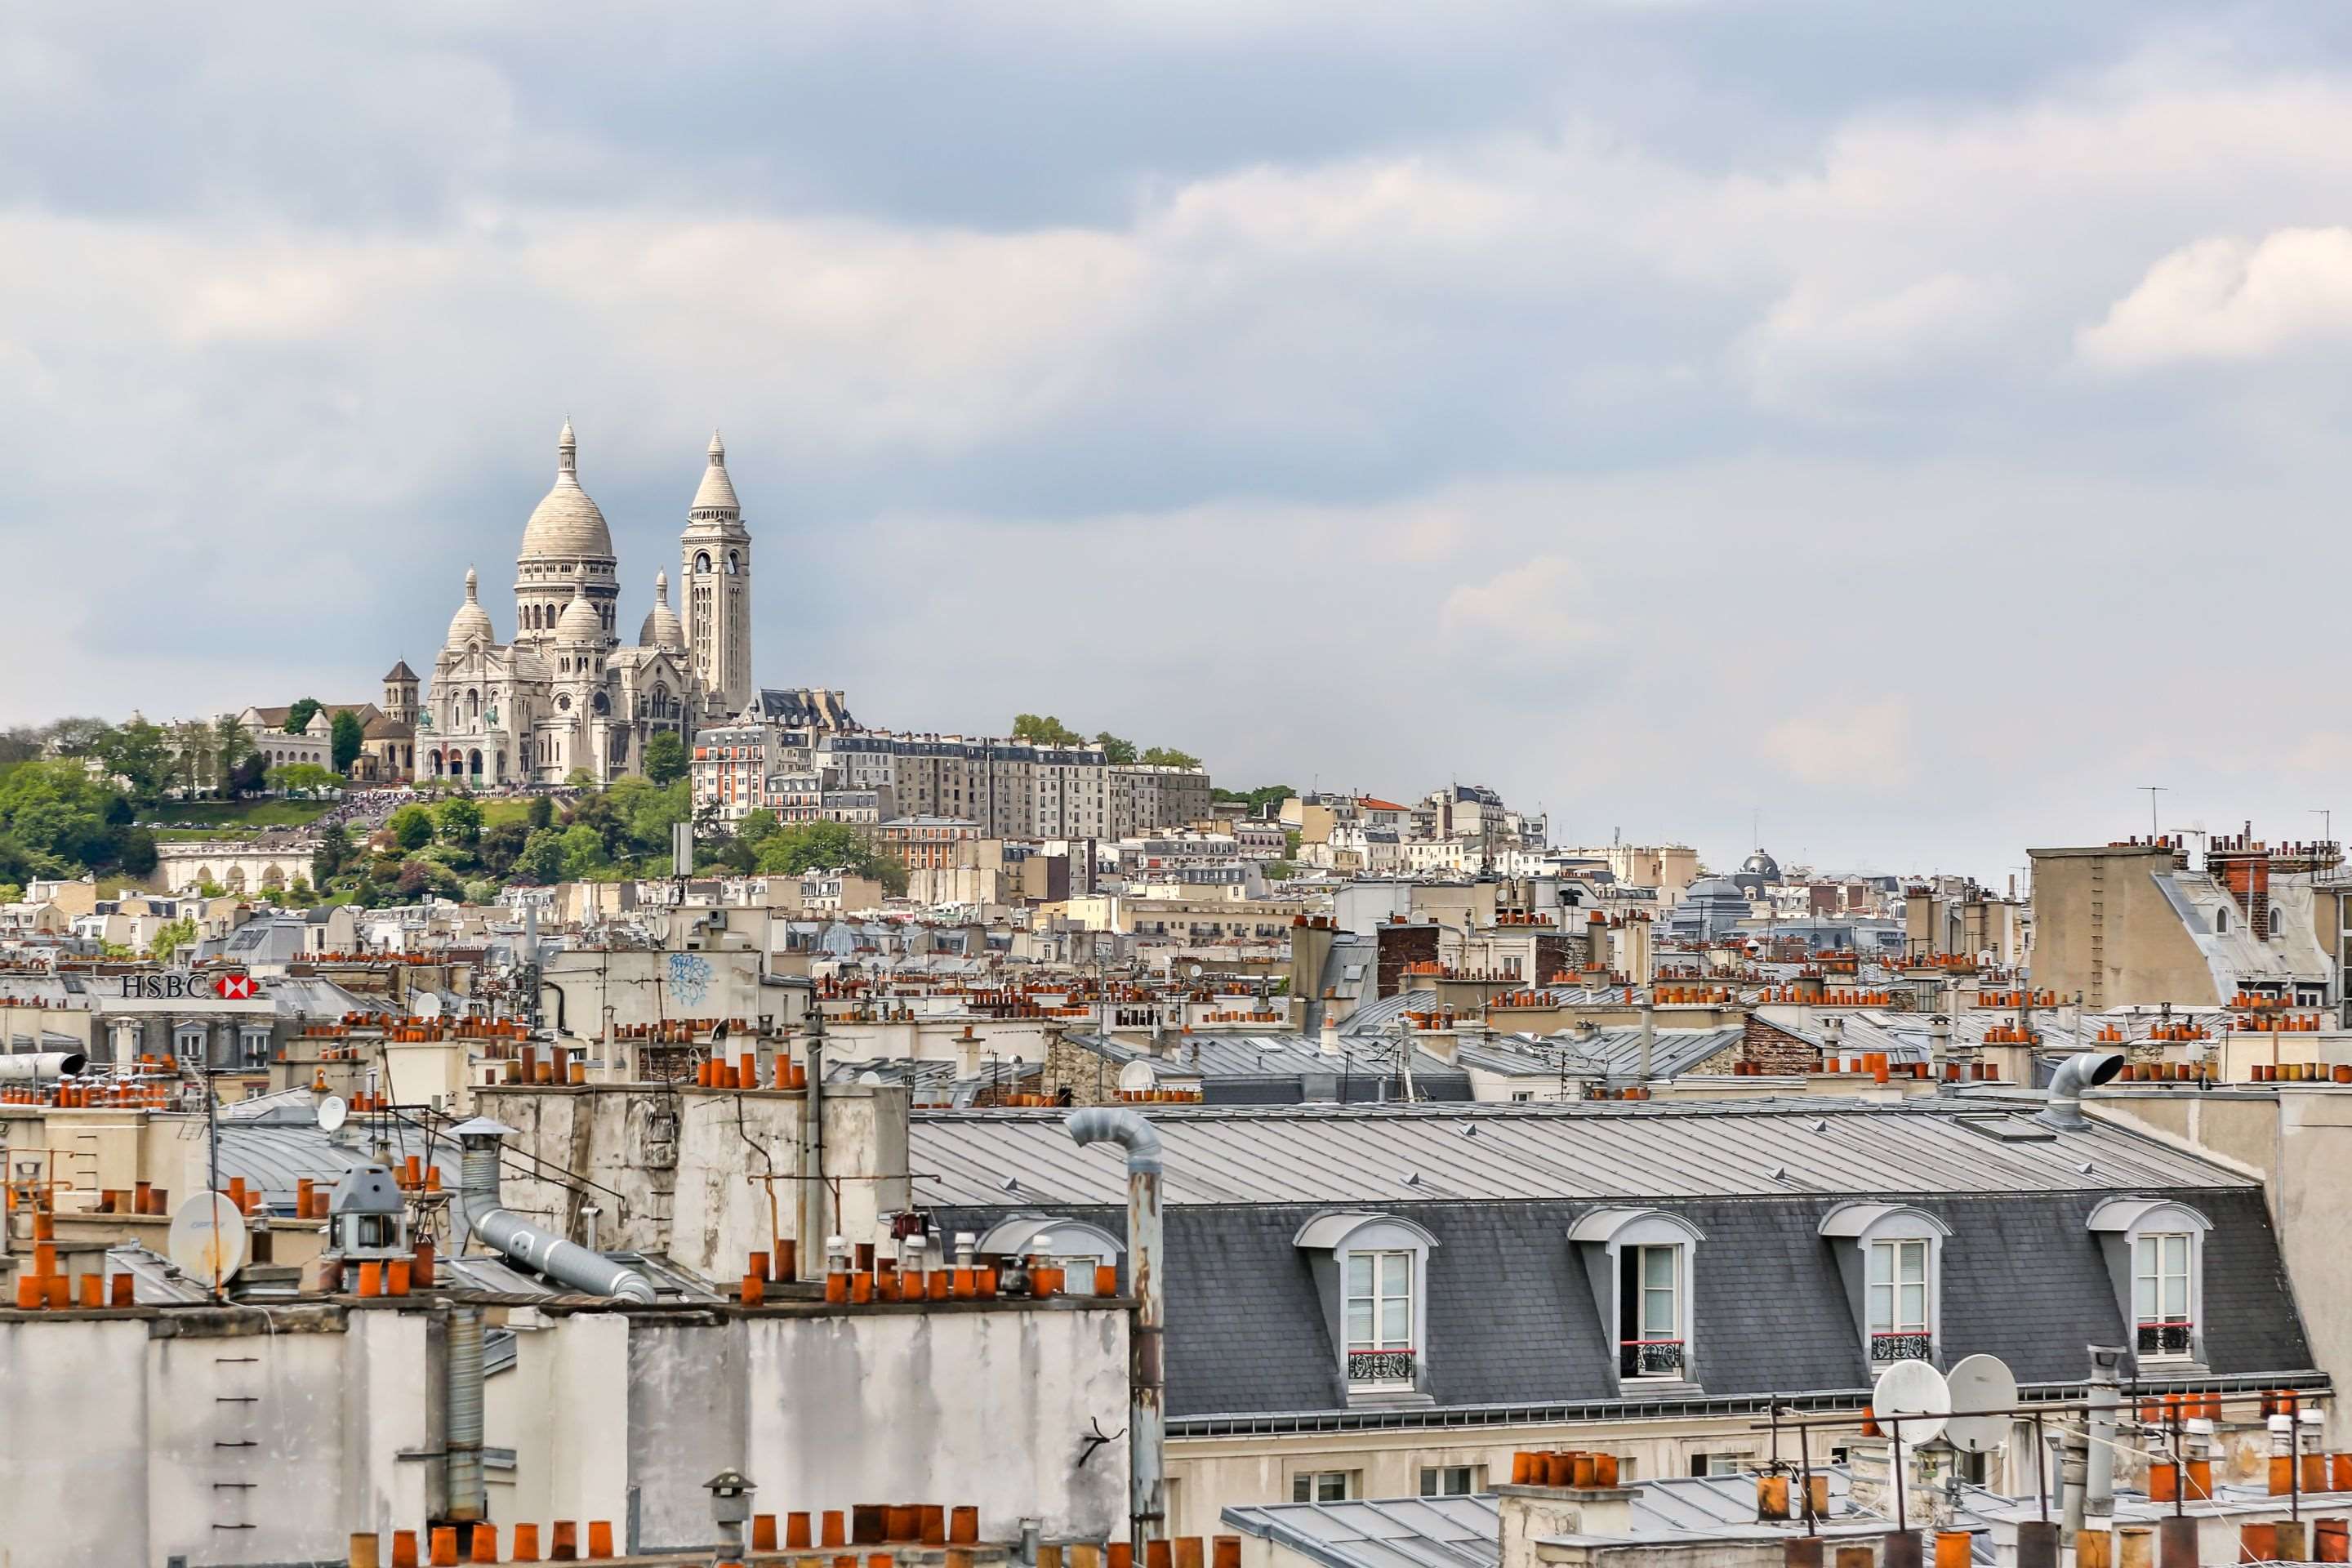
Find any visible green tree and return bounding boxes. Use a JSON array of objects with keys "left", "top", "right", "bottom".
[
  {"left": 168, "top": 719, "right": 215, "bottom": 794},
  {"left": 266, "top": 762, "right": 342, "bottom": 796},
  {"left": 45, "top": 717, "right": 112, "bottom": 755},
  {"left": 752, "top": 821, "right": 906, "bottom": 893},
  {"left": 643, "top": 731, "right": 688, "bottom": 786},
  {"left": 1011, "top": 714, "right": 1085, "bottom": 746},
  {"left": 514, "top": 828, "right": 566, "bottom": 884},
  {"left": 109, "top": 826, "right": 158, "bottom": 875},
  {"left": 313, "top": 822, "right": 352, "bottom": 888},
  {"left": 0, "top": 884, "right": 21, "bottom": 905},
  {"left": 213, "top": 714, "right": 253, "bottom": 777},
  {"left": 1139, "top": 746, "right": 1201, "bottom": 769},
  {"left": 735, "top": 808, "right": 782, "bottom": 849},
  {"left": 558, "top": 822, "right": 611, "bottom": 880},
  {"left": 330, "top": 709, "right": 366, "bottom": 774},
  {"left": 479, "top": 818, "right": 530, "bottom": 877},
  {"left": 284, "top": 697, "right": 323, "bottom": 734},
  {"left": 435, "top": 796, "right": 483, "bottom": 849},
  {"left": 464, "top": 878, "right": 501, "bottom": 906},
  {"left": 386, "top": 804, "right": 434, "bottom": 852},
  {"left": 1094, "top": 732, "right": 1138, "bottom": 764},
  {"left": 526, "top": 793, "right": 555, "bottom": 831},
  {"left": 146, "top": 915, "right": 198, "bottom": 960},
  {"left": 98, "top": 719, "right": 173, "bottom": 806},
  {"left": 565, "top": 767, "right": 597, "bottom": 786}
]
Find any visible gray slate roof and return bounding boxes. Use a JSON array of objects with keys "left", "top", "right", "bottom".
[{"left": 908, "top": 1099, "right": 2250, "bottom": 1209}]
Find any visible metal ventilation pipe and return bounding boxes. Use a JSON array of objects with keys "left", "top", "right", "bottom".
[
  {"left": 2084, "top": 1346, "right": 2125, "bottom": 1526},
  {"left": 452, "top": 1116, "right": 655, "bottom": 1302},
  {"left": 2036, "top": 1053, "right": 2123, "bottom": 1130},
  {"left": 1067, "top": 1107, "right": 1164, "bottom": 1551},
  {"left": 0, "top": 1052, "right": 87, "bottom": 1084},
  {"left": 446, "top": 1303, "right": 487, "bottom": 1525},
  {"left": 1637, "top": 1000, "right": 1655, "bottom": 1082}
]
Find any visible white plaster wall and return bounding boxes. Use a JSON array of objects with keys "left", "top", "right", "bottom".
[{"left": 0, "top": 1318, "right": 152, "bottom": 1567}]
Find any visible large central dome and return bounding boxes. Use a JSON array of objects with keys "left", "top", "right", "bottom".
[{"left": 519, "top": 418, "right": 615, "bottom": 559}]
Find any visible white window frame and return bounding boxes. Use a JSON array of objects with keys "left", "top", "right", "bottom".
[
  {"left": 2134, "top": 1232, "right": 2196, "bottom": 1362},
  {"left": 1819, "top": 1201, "right": 1950, "bottom": 1366},
  {"left": 1419, "top": 1463, "right": 1481, "bottom": 1497},
  {"left": 1292, "top": 1470, "right": 1354, "bottom": 1503},
  {"left": 1344, "top": 1249, "right": 1415, "bottom": 1388},
  {"left": 1868, "top": 1238, "right": 1930, "bottom": 1339}
]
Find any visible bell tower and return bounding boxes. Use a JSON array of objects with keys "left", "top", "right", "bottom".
[{"left": 679, "top": 431, "right": 753, "bottom": 718}]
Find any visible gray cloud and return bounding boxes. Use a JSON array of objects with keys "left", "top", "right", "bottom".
[{"left": 7, "top": 3, "right": 2352, "bottom": 875}]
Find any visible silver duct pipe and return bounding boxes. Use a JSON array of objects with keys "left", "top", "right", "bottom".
[
  {"left": 2084, "top": 1346, "right": 2124, "bottom": 1527},
  {"left": 2036, "top": 1052, "right": 2123, "bottom": 1130},
  {"left": 1636, "top": 1000, "right": 1655, "bottom": 1083},
  {"left": 446, "top": 1304, "right": 487, "bottom": 1523},
  {"left": 452, "top": 1117, "right": 656, "bottom": 1302},
  {"left": 1067, "top": 1107, "right": 1165, "bottom": 1551},
  {"left": 0, "top": 1052, "right": 87, "bottom": 1084}
]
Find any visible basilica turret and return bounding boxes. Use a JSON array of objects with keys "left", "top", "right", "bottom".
[
  {"left": 679, "top": 431, "right": 752, "bottom": 718},
  {"left": 515, "top": 420, "right": 617, "bottom": 651}
]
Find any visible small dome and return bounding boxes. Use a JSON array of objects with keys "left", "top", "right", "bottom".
[
  {"left": 638, "top": 569, "right": 685, "bottom": 650},
  {"left": 446, "top": 568, "right": 494, "bottom": 648},
  {"left": 688, "top": 430, "right": 741, "bottom": 521},
  {"left": 555, "top": 581, "right": 605, "bottom": 644},
  {"left": 519, "top": 418, "right": 616, "bottom": 559},
  {"left": 1741, "top": 849, "right": 1782, "bottom": 883}
]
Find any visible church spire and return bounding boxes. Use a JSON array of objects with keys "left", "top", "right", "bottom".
[{"left": 557, "top": 416, "right": 577, "bottom": 478}]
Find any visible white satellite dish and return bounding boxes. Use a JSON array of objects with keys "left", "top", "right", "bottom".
[
  {"left": 167, "top": 1192, "right": 249, "bottom": 1291},
  {"left": 1945, "top": 1352, "right": 2019, "bottom": 1454},
  {"left": 317, "top": 1094, "right": 348, "bottom": 1134},
  {"left": 1871, "top": 1358, "right": 1951, "bottom": 1447},
  {"left": 1187, "top": 963, "right": 1205, "bottom": 980}
]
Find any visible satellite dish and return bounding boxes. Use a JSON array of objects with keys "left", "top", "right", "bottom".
[
  {"left": 1871, "top": 1358, "right": 1951, "bottom": 1447},
  {"left": 317, "top": 1094, "right": 348, "bottom": 1134},
  {"left": 167, "top": 1192, "right": 249, "bottom": 1291},
  {"left": 1945, "top": 1353, "right": 2019, "bottom": 1454},
  {"left": 1187, "top": 963, "right": 1205, "bottom": 980}
]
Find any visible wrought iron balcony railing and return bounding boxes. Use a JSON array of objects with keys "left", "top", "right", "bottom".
[
  {"left": 1871, "top": 1331, "right": 1933, "bottom": 1363},
  {"left": 2137, "top": 1319, "right": 2194, "bottom": 1357},
  {"left": 1347, "top": 1348, "right": 1415, "bottom": 1385},
  {"left": 1619, "top": 1339, "right": 1686, "bottom": 1379}
]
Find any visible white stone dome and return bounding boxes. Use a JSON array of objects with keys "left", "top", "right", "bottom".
[
  {"left": 520, "top": 418, "right": 616, "bottom": 560},
  {"left": 638, "top": 570, "right": 685, "bottom": 650},
  {"left": 555, "top": 581, "right": 604, "bottom": 644},
  {"left": 446, "top": 568, "right": 494, "bottom": 648}
]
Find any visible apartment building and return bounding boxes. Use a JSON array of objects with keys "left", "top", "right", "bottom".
[{"left": 818, "top": 732, "right": 1207, "bottom": 840}]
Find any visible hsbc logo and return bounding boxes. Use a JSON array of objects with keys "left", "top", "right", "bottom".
[{"left": 117, "top": 972, "right": 262, "bottom": 1000}]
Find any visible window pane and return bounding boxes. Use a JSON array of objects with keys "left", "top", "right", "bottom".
[
  {"left": 1900, "top": 1241, "right": 1927, "bottom": 1285},
  {"left": 1381, "top": 1296, "right": 1410, "bottom": 1345},
  {"left": 1294, "top": 1477, "right": 1312, "bottom": 1503},
  {"left": 1868, "top": 1243, "right": 1891, "bottom": 1286},
  {"left": 1346, "top": 1254, "right": 1371, "bottom": 1295},
  {"left": 1868, "top": 1281, "right": 1892, "bottom": 1334},
  {"left": 1645, "top": 1286, "right": 1675, "bottom": 1337},
  {"left": 2162, "top": 1273, "right": 2188, "bottom": 1318},
  {"left": 1900, "top": 1281, "right": 1926, "bottom": 1329},
  {"left": 2163, "top": 1235, "right": 2189, "bottom": 1275},
  {"left": 1381, "top": 1253, "right": 1410, "bottom": 1298},
  {"left": 1347, "top": 1300, "right": 1372, "bottom": 1348},
  {"left": 1643, "top": 1247, "right": 1675, "bottom": 1290},
  {"left": 1319, "top": 1474, "right": 1348, "bottom": 1503},
  {"left": 2133, "top": 1271, "right": 2156, "bottom": 1321}
]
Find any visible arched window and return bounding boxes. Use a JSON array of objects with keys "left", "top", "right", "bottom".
[
  {"left": 1819, "top": 1202, "right": 1953, "bottom": 1365},
  {"left": 2089, "top": 1198, "right": 2212, "bottom": 1364},
  {"left": 694, "top": 551, "right": 712, "bottom": 574},
  {"left": 2269, "top": 907, "right": 2283, "bottom": 939}
]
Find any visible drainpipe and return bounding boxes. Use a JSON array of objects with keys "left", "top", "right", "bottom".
[
  {"left": 1637, "top": 999, "right": 1655, "bottom": 1083},
  {"left": 2036, "top": 1052, "right": 2123, "bottom": 1130},
  {"left": 447, "top": 1303, "right": 487, "bottom": 1525},
  {"left": 2085, "top": 1346, "right": 2125, "bottom": 1530},
  {"left": 799, "top": 1011, "right": 826, "bottom": 1281},
  {"left": 0, "top": 1052, "right": 87, "bottom": 1084},
  {"left": 1067, "top": 1108, "right": 1164, "bottom": 1551},
  {"left": 452, "top": 1116, "right": 654, "bottom": 1302}
]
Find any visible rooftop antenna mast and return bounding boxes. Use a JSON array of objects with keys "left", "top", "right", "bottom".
[{"left": 2140, "top": 786, "right": 2167, "bottom": 839}]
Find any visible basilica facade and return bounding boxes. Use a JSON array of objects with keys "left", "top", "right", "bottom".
[{"left": 412, "top": 421, "right": 755, "bottom": 785}]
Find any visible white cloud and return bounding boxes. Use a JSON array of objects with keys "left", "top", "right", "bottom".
[
  {"left": 1438, "top": 557, "right": 1595, "bottom": 649},
  {"left": 2078, "top": 227, "right": 2352, "bottom": 368},
  {"left": 1762, "top": 700, "right": 1916, "bottom": 792}
]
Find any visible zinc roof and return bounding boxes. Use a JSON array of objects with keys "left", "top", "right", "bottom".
[{"left": 907, "top": 1098, "right": 2250, "bottom": 1209}]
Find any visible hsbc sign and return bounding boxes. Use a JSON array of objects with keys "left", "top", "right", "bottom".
[{"left": 118, "top": 972, "right": 262, "bottom": 1000}]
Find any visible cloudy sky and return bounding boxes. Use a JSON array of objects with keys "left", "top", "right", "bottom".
[{"left": 7, "top": 2, "right": 2352, "bottom": 880}]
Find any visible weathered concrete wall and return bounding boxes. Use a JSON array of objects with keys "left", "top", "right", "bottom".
[
  {"left": 474, "top": 1085, "right": 680, "bottom": 1254},
  {"left": 542, "top": 947, "right": 774, "bottom": 1036},
  {"left": 0, "top": 1306, "right": 430, "bottom": 1568},
  {"left": 618, "top": 1303, "right": 1130, "bottom": 1551}
]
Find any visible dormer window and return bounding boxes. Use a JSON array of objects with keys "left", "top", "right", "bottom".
[
  {"left": 2088, "top": 1196, "right": 2210, "bottom": 1366},
  {"left": 1820, "top": 1202, "right": 1949, "bottom": 1365},
  {"left": 1294, "top": 1212, "right": 1438, "bottom": 1403},
  {"left": 1570, "top": 1207, "right": 1706, "bottom": 1387}
]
